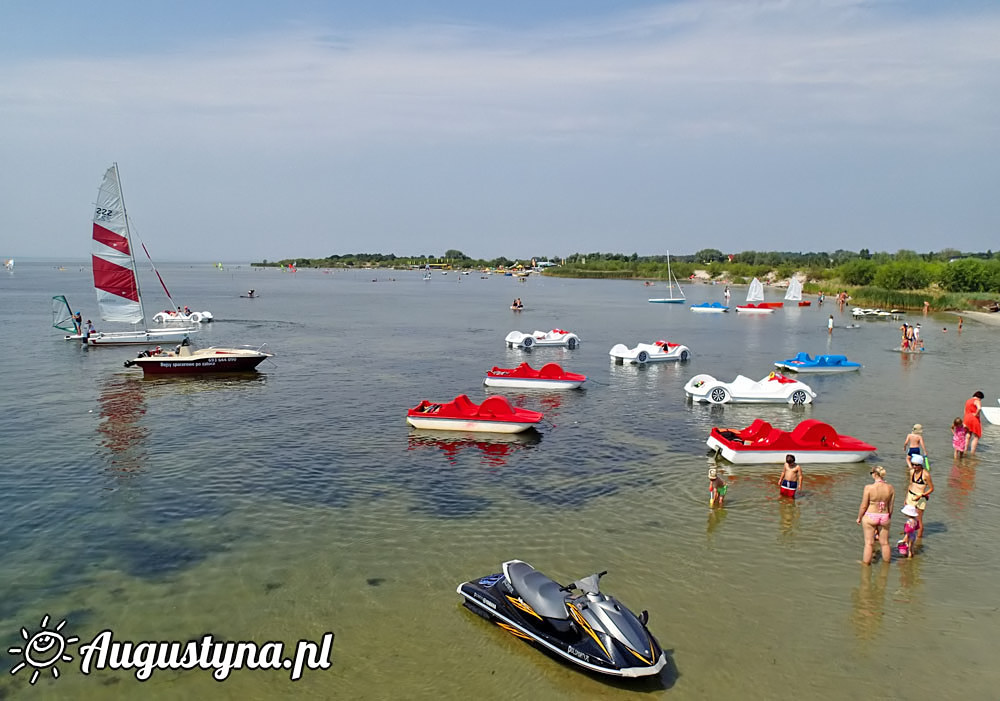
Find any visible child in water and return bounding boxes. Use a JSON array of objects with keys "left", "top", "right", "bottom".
[
  {"left": 708, "top": 468, "right": 727, "bottom": 507},
  {"left": 897, "top": 504, "right": 919, "bottom": 557},
  {"left": 951, "top": 417, "right": 967, "bottom": 458}
]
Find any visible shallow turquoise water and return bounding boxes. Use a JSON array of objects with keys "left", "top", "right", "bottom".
[{"left": 0, "top": 262, "right": 997, "bottom": 699}]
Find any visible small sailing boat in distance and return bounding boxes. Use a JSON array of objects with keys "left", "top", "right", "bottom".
[
  {"left": 784, "top": 277, "right": 811, "bottom": 306},
  {"left": 87, "top": 164, "right": 197, "bottom": 346},
  {"left": 648, "top": 251, "right": 686, "bottom": 304},
  {"left": 735, "top": 277, "right": 775, "bottom": 314}
]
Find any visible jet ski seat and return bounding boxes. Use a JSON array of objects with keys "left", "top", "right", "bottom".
[{"left": 505, "top": 561, "right": 570, "bottom": 620}]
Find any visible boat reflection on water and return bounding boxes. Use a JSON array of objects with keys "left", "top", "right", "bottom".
[
  {"left": 138, "top": 372, "right": 268, "bottom": 397},
  {"left": 483, "top": 389, "right": 564, "bottom": 413},
  {"left": 407, "top": 429, "right": 541, "bottom": 467},
  {"left": 97, "top": 375, "right": 149, "bottom": 476}
]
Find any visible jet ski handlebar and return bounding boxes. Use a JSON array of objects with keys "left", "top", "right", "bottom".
[{"left": 559, "top": 571, "right": 608, "bottom": 594}]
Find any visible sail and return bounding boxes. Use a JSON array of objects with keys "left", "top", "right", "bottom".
[
  {"left": 92, "top": 164, "right": 143, "bottom": 324},
  {"left": 51, "top": 295, "right": 76, "bottom": 332},
  {"left": 666, "top": 251, "right": 685, "bottom": 300},
  {"left": 4, "top": 258, "right": 12, "bottom": 271},
  {"left": 747, "top": 277, "right": 764, "bottom": 302},
  {"left": 784, "top": 277, "right": 803, "bottom": 301}
]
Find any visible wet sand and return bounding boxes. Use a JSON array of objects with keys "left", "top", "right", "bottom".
[{"left": 949, "top": 310, "right": 1000, "bottom": 326}]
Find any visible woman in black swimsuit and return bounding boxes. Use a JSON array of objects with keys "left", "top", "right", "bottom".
[{"left": 904, "top": 454, "right": 934, "bottom": 538}]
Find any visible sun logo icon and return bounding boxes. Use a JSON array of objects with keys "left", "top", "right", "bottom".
[{"left": 8, "top": 615, "right": 79, "bottom": 685}]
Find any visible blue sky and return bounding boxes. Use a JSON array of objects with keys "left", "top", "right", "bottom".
[{"left": 2, "top": 1, "right": 998, "bottom": 262}]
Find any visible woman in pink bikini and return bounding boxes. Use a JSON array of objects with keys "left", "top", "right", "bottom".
[{"left": 856, "top": 466, "right": 895, "bottom": 564}]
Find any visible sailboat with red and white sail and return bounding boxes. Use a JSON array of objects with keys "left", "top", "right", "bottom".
[{"left": 87, "top": 164, "right": 198, "bottom": 346}]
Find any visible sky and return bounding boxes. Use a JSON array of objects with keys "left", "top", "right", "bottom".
[{"left": 1, "top": 0, "right": 998, "bottom": 262}]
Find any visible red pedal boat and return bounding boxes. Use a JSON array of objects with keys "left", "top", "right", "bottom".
[
  {"left": 406, "top": 394, "right": 543, "bottom": 433},
  {"left": 484, "top": 362, "right": 586, "bottom": 390},
  {"left": 706, "top": 419, "right": 876, "bottom": 464}
]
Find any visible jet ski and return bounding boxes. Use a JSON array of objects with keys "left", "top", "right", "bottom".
[{"left": 457, "top": 559, "right": 666, "bottom": 678}]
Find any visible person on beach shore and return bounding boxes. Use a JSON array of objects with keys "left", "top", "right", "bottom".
[
  {"left": 858, "top": 466, "right": 895, "bottom": 564},
  {"left": 779, "top": 454, "right": 802, "bottom": 498},
  {"left": 902, "top": 424, "right": 926, "bottom": 459},
  {"left": 905, "top": 454, "right": 934, "bottom": 538},
  {"left": 709, "top": 468, "right": 727, "bottom": 507},
  {"left": 828, "top": 315, "right": 834, "bottom": 335},
  {"left": 963, "top": 391, "right": 984, "bottom": 454}
]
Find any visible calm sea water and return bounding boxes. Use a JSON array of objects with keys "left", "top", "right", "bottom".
[{"left": 1, "top": 262, "right": 997, "bottom": 700}]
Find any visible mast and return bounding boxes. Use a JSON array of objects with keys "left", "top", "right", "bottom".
[{"left": 113, "top": 162, "right": 147, "bottom": 328}]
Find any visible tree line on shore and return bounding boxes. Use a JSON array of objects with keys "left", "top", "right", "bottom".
[{"left": 253, "top": 247, "right": 1000, "bottom": 307}]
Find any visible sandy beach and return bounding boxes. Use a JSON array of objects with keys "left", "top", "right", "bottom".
[{"left": 951, "top": 310, "right": 1000, "bottom": 326}]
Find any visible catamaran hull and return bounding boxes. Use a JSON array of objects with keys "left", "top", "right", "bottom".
[
  {"left": 647, "top": 299, "right": 684, "bottom": 304},
  {"left": 87, "top": 329, "right": 196, "bottom": 346}
]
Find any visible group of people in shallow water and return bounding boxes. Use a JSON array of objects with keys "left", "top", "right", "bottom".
[
  {"left": 857, "top": 437, "right": 934, "bottom": 564},
  {"left": 510, "top": 298, "right": 523, "bottom": 310},
  {"left": 858, "top": 390, "right": 985, "bottom": 565},
  {"left": 899, "top": 322, "right": 924, "bottom": 351},
  {"left": 708, "top": 388, "right": 987, "bottom": 564},
  {"left": 707, "top": 453, "right": 803, "bottom": 508}
]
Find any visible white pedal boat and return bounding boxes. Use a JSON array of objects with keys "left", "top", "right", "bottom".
[
  {"left": 153, "top": 309, "right": 214, "bottom": 324},
  {"left": 505, "top": 329, "right": 580, "bottom": 349},
  {"left": 684, "top": 372, "right": 816, "bottom": 405},
  {"left": 609, "top": 340, "right": 690, "bottom": 364}
]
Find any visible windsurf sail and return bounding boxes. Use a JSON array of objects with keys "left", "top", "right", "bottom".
[
  {"left": 747, "top": 277, "right": 764, "bottom": 302},
  {"left": 51, "top": 295, "right": 77, "bottom": 332},
  {"left": 92, "top": 164, "right": 144, "bottom": 324},
  {"left": 4, "top": 258, "right": 12, "bottom": 271}
]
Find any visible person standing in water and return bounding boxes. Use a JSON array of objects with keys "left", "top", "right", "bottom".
[
  {"left": 779, "top": 454, "right": 803, "bottom": 498},
  {"left": 857, "top": 466, "right": 895, "bottom": 564},
  {"left": 963, "top": 391, "right": 984, "bottom": 454},
  {"left": 905, "top": 454, "right": 934, "bottom": 538},
  {"left": 902, "top": 424, "right": 926, "bottom": 460},
  {"left": 708, "top": 468, "right": 727, "bottom": 507},
  {"left": 828, "top": 315, "right": 834, "bottom": 335}
]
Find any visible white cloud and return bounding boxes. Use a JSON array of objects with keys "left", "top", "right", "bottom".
[{"left": 1, "top": 1, "right": 998, "bottom": 258}]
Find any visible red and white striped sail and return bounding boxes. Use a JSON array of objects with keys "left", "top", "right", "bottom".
[{"left": 92, "top": 164, "right": 143, "bottom": 324}]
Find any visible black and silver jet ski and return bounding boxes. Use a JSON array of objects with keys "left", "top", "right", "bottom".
[{"left": 457, "top": 559, "right": 665, "bottom": 677}]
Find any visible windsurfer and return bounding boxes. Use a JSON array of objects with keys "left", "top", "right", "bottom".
[{"left": 73, "top": 311, "right": 83, "bottom": 335}]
